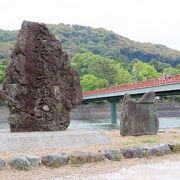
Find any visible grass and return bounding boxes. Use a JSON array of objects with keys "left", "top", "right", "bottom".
[
  {"left": 140, "top": 139, "right": 159, "bottom": 144},
  {"left": 105, "top": 130, "right": 180, "bottom": 149}
]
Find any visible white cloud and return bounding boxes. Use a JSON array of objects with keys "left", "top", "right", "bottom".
[{"left": 0, "top": 0, "right": 180, "bottom": 50}]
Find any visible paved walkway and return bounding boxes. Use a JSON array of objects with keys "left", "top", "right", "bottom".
[{"left": 68, "top": 160, "right": 180, "bottom": 180}]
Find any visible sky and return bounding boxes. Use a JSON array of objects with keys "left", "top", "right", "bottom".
[{"left": 0, "top": 0, "right": 180, "bottom": 50}]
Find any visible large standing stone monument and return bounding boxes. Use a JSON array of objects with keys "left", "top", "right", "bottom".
[
  {"left": 2, "top": 21, "right": 82, "bottom": 132},
  {"left": 120, "top": 92, "right": 159, "bottom": 136}
]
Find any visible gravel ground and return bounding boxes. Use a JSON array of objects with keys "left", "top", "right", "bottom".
[
  {"left": 0, "top": 128, "right": 180, "bottom": 161},
  {"left": 72, "top": 155, "right": 180, "bottom": 180}
]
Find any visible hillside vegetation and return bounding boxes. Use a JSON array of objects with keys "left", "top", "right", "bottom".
[
  {"left": 0, "top": 23, "right": 180, "bottom": 92},
  {"left": 0, "top": 23, "right": 180, "bottom": 65}
]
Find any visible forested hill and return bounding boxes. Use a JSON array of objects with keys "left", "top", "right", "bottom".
[{"left": 0, "top": 23, "right": 180, "bottom": 65}]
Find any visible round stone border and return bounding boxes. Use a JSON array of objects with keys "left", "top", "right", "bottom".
[{"left": 0, "top": 143, "right": 180, "bottom": 170}]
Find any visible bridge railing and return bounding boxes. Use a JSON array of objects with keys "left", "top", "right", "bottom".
[{"left": 83, "top": 74, "right": 180, "bottom": 97}]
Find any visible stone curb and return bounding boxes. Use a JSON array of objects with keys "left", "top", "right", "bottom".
[
  {"left": 8, "top": 155, "right": 42, "bottom": 170},
  {"left": 1, "top": 143, "right": 180, "bottom": 171}
]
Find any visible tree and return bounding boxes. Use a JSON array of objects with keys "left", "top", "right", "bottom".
[
  {"left": 163, "top": 67, "right": 180, "bottom": 75},
  {"left": 127, "top": 58, "right": 139, "bottom": 73},
  {"left": 132, "top": 61, "right": 160, "bottom": 81},
  {"left": 81, "top": 74, "right": 108, "bottom": 91},
  {"left": 115, "top": 68, "right": 133, "bottom": 85},
  {"left": 149, "top": 59, "right": 171, "bottom": 73},
  {"left": 88, "top": 58, "right": 119, "bottom": 85},
  {"left": 71, "top": 53, "right": 132, "bottom": 85},
  {"left": 71, "top": 52, "right": 93, "bottom": 76}
]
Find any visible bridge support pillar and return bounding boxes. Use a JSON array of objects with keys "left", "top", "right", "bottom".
[{"left": 110, "top": 101, "right": 117, "bottom": 124}]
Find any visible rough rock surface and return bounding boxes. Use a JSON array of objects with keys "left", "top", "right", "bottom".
[
  {"left": 143, "top": 144, "right": 171, "bottom": 157},
  {"left": 26, "top": 155, "right": 42, "bottom": 167},
  {"left": 9, "top": 156, "right": 32, "bottom": 170},
  {"left": 2, "top": 21, "right": 82, "bottom": 132},
  {"left": 89, "top": 152, "right": 105, "bottom": 163},
  {"left": 121, "top": 148, "right": 143, "bottom": 159},
  {"left": 69, "top": 152, "right": 91, "bottom": 165},
  {"left": 0, "top": 90, "right": 6, "bottom": 102},
  {"left": 169, "top": 144, "right": 180, "bottom": 153},
  {"left": 69, "top": 151, "right": 104, "bottom": 165},
  {"left": 120, "top": 92, "right": 159, "bottom": 136},
  {"left": 41, "top": 153, "right": 70, "bottom": 167},
  {"left": 9, "top": 155, "right": 41, "bottom": 170},
  {"left": 100, "top": 149, "right": 122, "bottom": 161}
]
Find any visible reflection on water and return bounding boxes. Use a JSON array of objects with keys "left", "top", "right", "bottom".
[
  {"left": 69, "top": 117, "right": 180, "bottom": 131},
  {"left": 1, "top": 117, "right": 180, "bottom": 130}
]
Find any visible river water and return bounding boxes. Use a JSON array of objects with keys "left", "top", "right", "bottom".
[
  {"left": 69, "top": 117, "right": 180, "bottom": 131},
  {"left": 0, "top": 117, "right": 180, "bottom": 130}
]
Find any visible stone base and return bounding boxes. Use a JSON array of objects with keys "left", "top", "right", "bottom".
[{"left": 0, "top": 129, "right": 110, "bottom": 152}]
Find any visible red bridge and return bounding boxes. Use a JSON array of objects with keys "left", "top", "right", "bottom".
[{"left": 83, "top": 74, "right": 180, "bottom": 101}]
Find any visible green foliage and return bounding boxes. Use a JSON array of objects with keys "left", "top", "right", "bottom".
[
  {"left": 176, "top": 64, "right": 180, "bottom": 69},
  {"left": 149, "top": 60, "right": 171, "bottom": 73},
  {"left": 0, "top": 30, "right": 18, "bottom": 43},
  {"left": 71, "top": 52, "right": 93, "bottom": 76},
  {"left": 0, "top": 61, "right": 6, "bottom": 84},
  {"left": 48, "top": 24, "right": 180, "bottom": 65},
  {"left": 163, "top": 67, "right": 180, "bottom": 75},
  {"left": 0, "top": 59, "right": 8, "bottom": 84},
  {"left": 127, "top": 58, "right": 139, "bottom": 73},
  {"left": 71, "top": 53, "right": 133, "bottom": 89},
  {"left": 115, "top": 68, "right": 133, "bottom": 84},
  {"left": 81, "top": 74, "right": 108, "bottom": 91},
  {"left": 88, "top": 58, "right": 119, "bottom": 85},
  {"left": 132, "top": 61, "right": 161, "bottom": 81}
]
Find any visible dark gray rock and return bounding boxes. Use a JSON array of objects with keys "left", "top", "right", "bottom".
[
  {"left": 121, "top": 148, "right": 143, "bottom": 159},
  {"left": 89, "top": 152, "right": 105, "bottom": 163},
  {"left": 157, "top": 144, "right": 171, "bottom": 156},
  {"left": 0, "top": 159, "right": 5, "bottom": 171},
  {"left": 169, "top": 144, "right": 180, "bottom": 153},
  {"left": 2, "top": 21, "right": 82, "bottom": 132},
  {"left": 120, "top": 92, "right": 159, "bottom": 136},
  {"left": 100, "top": 149, "right": 122, "bottom": 161},
  {"left": 9, "top": 155, "right": 42, "bottom": 170},
  {"left": 143, "top": 144, "right": 171, "bottom": 157},
  {"left": 41, "top": 153, "right": 69, "bottom": 167},
  {"left": 9, "top": 156, "right": 31, "bottom": 170},
  {"left": 69, "top": 152, "right": 91, "bottom": 165}
]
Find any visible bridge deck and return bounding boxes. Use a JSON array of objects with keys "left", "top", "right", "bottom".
[{"left": 83, "top": 75, "right": 180, "bottom": 101}]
